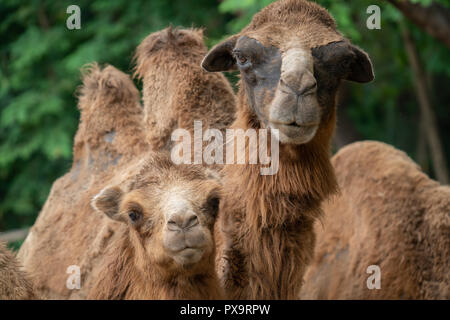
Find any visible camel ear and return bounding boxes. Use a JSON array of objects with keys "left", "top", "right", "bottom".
[
  {"left": 312, "top": 41, "right": 374, "bottom": 83},
  {"left": 92, "top": 186, "right": 124, "bottom": 222},
  {"left": 202, "top": 36, "right": 238, "bottom": 72}
]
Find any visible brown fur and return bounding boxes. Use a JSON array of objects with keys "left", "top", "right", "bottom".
[
  {"left": 134, "top": 27, "right": 236, "bottom": 151},
  {"left": 301, "top": 141, "right": 450, "bottom": 299},
  {"left": 0, "top": 242, "right": 37, "bottom": 299}
]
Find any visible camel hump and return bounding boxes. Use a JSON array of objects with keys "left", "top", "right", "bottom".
[
  {"left": 76, "top": 63, "right": 144, "bottom": 136},
  {"left": 134, "top": 26, "right": 205, "bottom": 80},
  {"left": 73, "top": 63, "right": 147, "bottom": 165},
  {"left": 78, "top": 63, "right": 140, "bottom": 111},
  {"left": 332, "top": 141, "right": 425, "bottom": 183},
  {"left": 332, "top": 141, "right": 448, "bottom": 218}
]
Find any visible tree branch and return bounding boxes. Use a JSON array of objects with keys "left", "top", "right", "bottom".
[
  {"left": 387, "top": 0, "right": 450, "bottom": 49},
  {"left": 0, "top": 228, "right": 30, "bottom": 243},
  {"left": 402, "top": 26, "right": 449, "bottom": 184}
]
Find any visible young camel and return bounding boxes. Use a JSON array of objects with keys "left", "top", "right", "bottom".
[
  {"left": 202, "top": 0, "right": 374, "bottom": 299},
  {"left": 17, "top": 65, "right": 222, "bottom": 299},
  {"left": 88, "top": 154, "right": 223, "bottom": 299},
  {"left": 0, "top": 242, "right": 37, "bottom": 299},
  {"left": 300, "top": 141, "right": 450, "bottom": 300}
]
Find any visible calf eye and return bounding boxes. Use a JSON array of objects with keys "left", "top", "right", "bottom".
[
  {"left": 205, "top": 196, "right": 220, "bottom": 218},
  {"left": 128, "top": 211, "right": 141, "bottom": 222}
]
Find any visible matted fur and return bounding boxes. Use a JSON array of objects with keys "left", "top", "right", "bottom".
[
  {"left": 301, "top": 141, "right": 450, "bottom": 299},
  {"left": 134, "top": 27, "right": 236, "bottom": 151},
  {"left": 0, "top": 242, "right": 37, "bottom": 299}
]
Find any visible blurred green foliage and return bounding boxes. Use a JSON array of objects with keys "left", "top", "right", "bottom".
[{"left": 0, "top": 0, "right": 449, "bottom": 232}]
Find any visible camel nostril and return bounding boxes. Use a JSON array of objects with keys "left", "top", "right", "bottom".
[
  {"left": 167, "top": 212, "right": 199, "bottom": 231},
  {"left": 167, "top": 219, "right": 181, "bottom": 231},
  {"left": 185, "top": 215, "right": 199, "bottom": 229},
  {"left": 300, "top": 82, "right": 317, "bottom": 96},
  {"left": 280, "top": 78, "right": 316, "bottom": 97}
]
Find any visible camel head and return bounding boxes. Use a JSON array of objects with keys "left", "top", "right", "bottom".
[
  {"left": 202, "top": 0, "right": 374, "bottom": 145},
  {"left": 92, "top": 154, "right": 221, "bottom": 274}
]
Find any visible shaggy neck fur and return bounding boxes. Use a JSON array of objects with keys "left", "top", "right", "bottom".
[
  {"left": 88, "top": 227, "right": 222, "bottom": 300},
  {"left": 219, "top": 86, "right": 338, "bottom": 299}
]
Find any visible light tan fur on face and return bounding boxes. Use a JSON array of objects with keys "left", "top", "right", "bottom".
[
  {"left": 269, "top": 47, "right": 320, "bottom": 144},
  {"left": 161, "top": 189, "right": 214, "bottom": 267}
]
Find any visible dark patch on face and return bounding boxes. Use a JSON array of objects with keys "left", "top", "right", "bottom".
[
  {"left": 232, "top": 36, "right": 339, "bottom": 126},
  {"left": 311, "top": 61, "right": 341, "bottom": 122},
  {"left": 233, "top": 36, "right": 282, "bottom": 127}
]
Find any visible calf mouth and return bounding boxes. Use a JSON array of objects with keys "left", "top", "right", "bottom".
[
  {"left": 163, "top": 228, "right": 210, "bottom": 267},
  {"left": 171, "top": 246, "right": 206, "bottom": 267}
]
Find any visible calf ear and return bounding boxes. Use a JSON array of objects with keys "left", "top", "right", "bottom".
[
  {"left": 201, "top": 36, "right": 238, "bottom": 72},
  {"left": 92, "top": 186, "right": 124, "bottom": 222},
  {"left": 312, "top": 41, "right": 374, "bottom": 83}
]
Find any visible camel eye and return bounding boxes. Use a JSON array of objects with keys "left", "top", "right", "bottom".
[
  {"left": 233, "top": 50, "right": 248, "bottom": 66},
  {"left": 237, "top": 55, "right": 247, "bottom": 65},
  {"left": 128, "top": 210, "right": 141, "bottom": 222}
]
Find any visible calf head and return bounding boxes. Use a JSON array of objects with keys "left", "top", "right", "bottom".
[{"left": 92, "top": 154, "right": 221, "bottom": 274}]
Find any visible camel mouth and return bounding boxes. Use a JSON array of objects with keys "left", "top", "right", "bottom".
[
  {"left": 173, "top": 245, "right": 204, "bottom": 253},
  {"left": 172, "top": 247, "right": 205, "bottom": 267},
  {"left": 284, "top": 122, "right": 319, "bottom": 128},
  {"left": 269, "top": 121, "right": 318, "bottom": 144}
]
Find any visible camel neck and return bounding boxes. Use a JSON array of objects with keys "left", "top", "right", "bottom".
[{"left": 224, "top": 97, "right": 338, "bottom": 228}]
